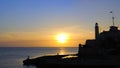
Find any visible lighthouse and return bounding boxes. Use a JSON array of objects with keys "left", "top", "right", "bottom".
[{"left": 95, "top": 23, "right": 99, "bottom": 39}]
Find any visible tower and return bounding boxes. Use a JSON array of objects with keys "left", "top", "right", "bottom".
[
  {"left": 110, "top": 11, "right": 115, "bottom": 26},
  {"left": 95, "top": 23, "right": 99, "bottom": 39}
]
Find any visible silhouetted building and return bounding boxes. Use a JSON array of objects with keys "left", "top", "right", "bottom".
[{"left": 78, "top": 23, "right": 120, "bottom": 57}]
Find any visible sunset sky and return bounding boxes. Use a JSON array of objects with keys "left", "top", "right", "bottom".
[{"left": 0, "top": 0, "right": 120, "bottom": 47}]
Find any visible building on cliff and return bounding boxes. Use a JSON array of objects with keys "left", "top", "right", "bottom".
[{"left": 78, "top": 23, "right": 120, "bottom": 58}]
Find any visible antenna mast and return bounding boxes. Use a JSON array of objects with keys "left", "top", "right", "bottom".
[{"left": 110, "top": 11, "right": 115, "bottom": 26}]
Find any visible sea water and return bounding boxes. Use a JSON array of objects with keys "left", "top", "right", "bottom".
[{"left": 0, "top": 47, "right": 78, "bottom": 68}]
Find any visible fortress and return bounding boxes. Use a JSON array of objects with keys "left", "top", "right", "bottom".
[{"left": 78, "top": 23, "right": 120, "bottom": 58}]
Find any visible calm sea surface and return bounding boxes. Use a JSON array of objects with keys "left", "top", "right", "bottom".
[{"left": 0, "top": 47, "right": 78, "bottom": 68}]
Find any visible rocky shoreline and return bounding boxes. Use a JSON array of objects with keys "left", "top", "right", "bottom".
[{"left": 23, "top": 54, "right": 120, "bottom": 68}]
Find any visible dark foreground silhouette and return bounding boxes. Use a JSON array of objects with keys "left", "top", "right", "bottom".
[{"left": 23, "top": 54, "right": 120, "bottom": 68}]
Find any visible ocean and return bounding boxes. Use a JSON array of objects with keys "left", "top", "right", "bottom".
[{"left": 0, "top": 47, "right": 78, "bottom": 68}]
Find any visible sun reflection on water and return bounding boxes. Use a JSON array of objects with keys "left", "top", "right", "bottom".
[{"left": 59, "top": 48, "right": 66, "bottom": 55}]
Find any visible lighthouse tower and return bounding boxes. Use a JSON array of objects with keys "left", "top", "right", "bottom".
[{"left": 95, "top": 23, "right": 99, "bottom": 39}]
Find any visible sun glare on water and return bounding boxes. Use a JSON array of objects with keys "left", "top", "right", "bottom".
[{"left": 57, "top": 34, "right": 67, "bottom": 43}]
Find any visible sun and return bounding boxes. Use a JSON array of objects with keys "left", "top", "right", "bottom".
[{"left": 57, "top": 34, "right": 67, "bottom": 43}]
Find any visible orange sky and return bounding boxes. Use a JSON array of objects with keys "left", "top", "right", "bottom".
[{"left": 0, "top": 28, "right": 94, "bottom": 47}]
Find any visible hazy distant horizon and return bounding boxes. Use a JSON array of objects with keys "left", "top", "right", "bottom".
[{"left": 0, "top": 46, "right": 78, "bottom": 48}]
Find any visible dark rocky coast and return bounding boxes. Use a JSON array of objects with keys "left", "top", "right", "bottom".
[{"left": 23, "top": 54, "right": 120, "bottom": 68}]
